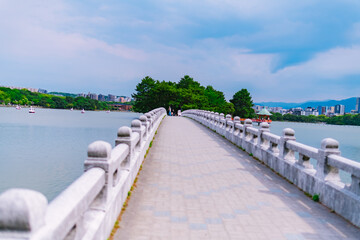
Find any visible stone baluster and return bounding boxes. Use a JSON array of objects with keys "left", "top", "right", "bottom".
[
  {"left": 210, "top": 112, "right": 215, "bottom": 128},
  {"left": 85, "top": 141, "right": 113, "bottom": 206},
  {"left": 316, "top": 138, "right": 341, "bottom": 182},
  {"left": 145, "top": 113, "right": 153, "bottom": 131},
  {"left": 115, "top": 127, "right": 138, "bottom": 169},
  {"left": 232, "top": 116, "right": 241, "bottom": 144},
  {"left": 243, "top": 119, "right": 252, "bottom": 140},
  {"left": 139, "top": 115, "right": 149, "bottom": 139},
  {"left": 279, "top": 128, "right": 296, "bottom": 162},
  {"left": 258, "top": 122, "right": 270, "bottom": 149},
  {"left": 242, "top": 119, "right": 253, "bottom": 151},
  {"left": 214, "top": 112, "right": 219, "bottom": 130},
  {"left": 0, "top": 189, "right": 48, "bottom": 239},
  {"left": 131, "top": 119, "right": 145, "bottom": 147},
  {"left": 225, "top": 114, "right": 232, "bottom": 131}
]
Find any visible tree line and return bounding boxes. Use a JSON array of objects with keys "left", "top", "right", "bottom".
[
  {"left": 0, "top": 87, "right": 110, "bottom": 110},
  {"left": 132, "top": 75, "right": 255, "bottom": 117},
  {"left": 271, "top": 112, "right": 360, "bottom": 126}
]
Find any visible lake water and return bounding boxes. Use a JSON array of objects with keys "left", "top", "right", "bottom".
[
  {"left": 1, "top": 109, "right": 359, "bottom": 201},
  {"left": 0, "top": 107, "right": 141, "bottom": 201}
]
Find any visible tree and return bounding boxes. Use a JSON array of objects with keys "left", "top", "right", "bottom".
[
  {"left": 230, "top": 89, "right": 254, "bottom": 118},
  {"left": 131, "top": 75, "right": 234, "bottom": 114},
  {"left": 132, "top": 76, "right": 157, "bottom": 112}
]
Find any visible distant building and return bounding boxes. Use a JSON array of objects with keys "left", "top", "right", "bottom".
[
  {"left": 98, "top": 94, "right": 106, "bottom": 101},
  {"left": 335, "top": 104, "right": 345, "bottom": 115},
  {"left": 38, "top": 88, "right": 48, "bottom": 94},
  {"left": 321, "top": 106, "right": 326, "bottom": 115},
  {"left": 304, "top": 107, "right": 318, "bottom": 116},
  {"left": 77, "top": 93, "right": 86, "bottom": 97},
  {"left": 269, "top": 107, "right": 283, "bottom": 113},
  {"left": 108, "top": 94, "right": 116, "bottom": 102},
  {"left": 356, "top": 97, "right": 360, "bottom": 113},
  {"left": 292, "top": 108, "right": 303, "bottom": 116},
  {"left": 88, "top": 93, "right": 98, "bottom": 100}
]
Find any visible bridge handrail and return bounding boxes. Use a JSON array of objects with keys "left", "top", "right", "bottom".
[
  {"left": 262, "top": 132, "right": 280, "bottom": 144},
  {"left": 32, "top": 168, "right": 106, "bottom": 239},
  {"left": 182, "top": 109, "right": 360, "bottom": 228},
  {"left": 0, "top": 107, "right": 167, "bottom": 240}
]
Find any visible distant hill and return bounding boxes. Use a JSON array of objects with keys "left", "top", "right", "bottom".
[{"left": 255, "top": 97, "right": 357, "bottom": 113}]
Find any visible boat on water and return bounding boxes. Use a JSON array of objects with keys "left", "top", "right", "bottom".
[
  {"left": 81, "top": 109, "right": 85, "bottom": 114},
  {"left": 15, "top": 105, "right": 21, "bottom": 110},
  {"left": 29, "top": 106, "right": 35, "bottom": 113},
  {"left": 70, "top": 108, "right": 73, "bottom": 111},
  {"left": 106, "top": 110, "right": 110, "bottom": 113}
]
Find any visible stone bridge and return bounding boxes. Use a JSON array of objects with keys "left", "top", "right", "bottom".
[{"left": 1, "top": 108, "right": 360, "bottom": 239}]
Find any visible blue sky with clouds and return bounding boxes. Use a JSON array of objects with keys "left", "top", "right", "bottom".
[{"left": 1, "top": 0, "right": 360, "bottom": 102}]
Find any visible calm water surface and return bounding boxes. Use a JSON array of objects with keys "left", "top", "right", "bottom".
[{"left": 0, "top": 107, "right": 141, "bottom": 201}]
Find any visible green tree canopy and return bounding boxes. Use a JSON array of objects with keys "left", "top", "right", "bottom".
[
  {"left": 230, "top": 89, "right": 254, "bottom": 118},
  {"left": 132, "top": 75, "right": 233, "bottom": 114}
]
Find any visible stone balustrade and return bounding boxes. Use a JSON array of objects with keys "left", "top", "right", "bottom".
[
  {"left": 0, "top": 108, "right": 166, "bottom": 240},
  {"left": 183, "top": 109, "right": 360, "bottom": 228}
]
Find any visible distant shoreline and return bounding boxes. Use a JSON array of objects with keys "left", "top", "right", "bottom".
[{"left": 0, "top": 105, "right": 133, "bottom": 112}]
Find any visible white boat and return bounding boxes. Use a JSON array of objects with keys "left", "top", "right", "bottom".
[
  {"left": 81, "top": 109, "right": 85, "bottom": 114},
  {"left": 70, "top": 108, "right": 73, "bottom": 111},
  {"left": 29, "top": 106, "right": 35, "bottom": 113},
  {"left": 15, "top": 105, "right": 21, "bottom": 110},
  {"left": 106, "top": 110, "right": 110, "bottom": 113}
]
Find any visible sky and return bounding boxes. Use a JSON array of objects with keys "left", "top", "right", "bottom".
[{"left": 1, "top": 0, "right": 360, "bottom": 102}]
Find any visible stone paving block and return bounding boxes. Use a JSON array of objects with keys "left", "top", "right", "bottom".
[{"left": 114, "top": 117, "right": 360, "bottom": 240}]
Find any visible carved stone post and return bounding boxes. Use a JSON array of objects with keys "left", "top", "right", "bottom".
[
  {"left": 317, "top": 138, "right": 341, "bottom": 181},
  {"left": 139, "top": 115, "right": 149, "bottom": 139},
  {"left": 145, "top": 113, "right": 153, "bottom": 131},
  {"left": 116, "top": 127, "right": 134, "bottom": 169},
  {"left": 0, "top": 189, "right": 48, "bottom": 239},
  {"left": 279, "top": 128, "right": 296, "bottom": 160},
  {"left": 131, "top": 119, "right": 145, "bottom": 147},
  {"left": 258, "top": 122, "right": 270, "bottom": 148},
  {"left": 84, "top": 140, "right": 113, "bottom": 207}
]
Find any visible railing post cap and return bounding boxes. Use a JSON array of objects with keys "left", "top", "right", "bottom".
[
  {"left": 226, "top": 114, "right": 232, "bottom": 119},
  {"left": 117, "top": 126, "right": 132, "bottom": 138},
  {"left": 139, "top": 115, "right": 147, "bottom": 122},
  {"left": 282, "top": 128, "right": 295, "bottom": 137},
  {"left": 260, "top": 122, "right": 270, "bottom": 129},
  {"left": 234, "top": 116, "right": 240, "bottom": 121},
  {"left": 321, "top": 138, "right": 339, "bottom": 150},
  {"left": 87, "top": 140, "right": 112, "bottom": 159},
  {"left": 220, "top": 113, "right": 224, "bottom": 117},
  {"left": 0, "top": 188, "right": 47, "bottom": 231},
  {"left": 244, "top": 119, "right": 252, "bottom": 125},
  {"left": 215, "top": 112, "right": 219, "bottom": 115},
  {"left": 131, "top": 119, "right": 142, "bottom": 128},
  {"left": 145, "top": 113, "right": 151, "bottom": 119}
]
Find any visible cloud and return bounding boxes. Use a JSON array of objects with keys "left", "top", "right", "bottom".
[{"left": 1, "top": 0, "right": 360, "bottom": 101}]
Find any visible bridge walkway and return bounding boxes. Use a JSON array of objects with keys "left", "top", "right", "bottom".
[{"left": 114, "top": 117, "right": 360, "bottom": 240}]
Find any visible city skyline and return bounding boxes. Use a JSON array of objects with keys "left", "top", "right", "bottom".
[{"left": 1, "top": 1, "right": 360, "bottom": 102}]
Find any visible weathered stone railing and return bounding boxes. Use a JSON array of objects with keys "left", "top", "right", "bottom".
[
  {"left": 183, "top": 109, "right": 360, "bottom": 227},
  {"left": 0, "top": 108, "right": 166, "bottom": 240}
]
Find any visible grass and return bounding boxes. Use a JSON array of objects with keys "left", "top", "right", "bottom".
[{"left": 312, "top": 194, "right": 320, "bottom": 202}]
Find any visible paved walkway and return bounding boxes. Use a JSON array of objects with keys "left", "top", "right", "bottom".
[{"left": 114, "top": 117, "right": 360, "bottom": 240}]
